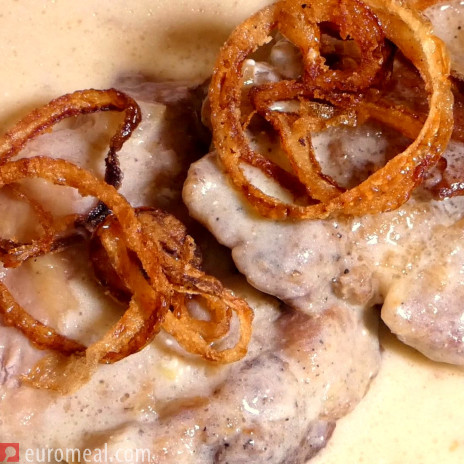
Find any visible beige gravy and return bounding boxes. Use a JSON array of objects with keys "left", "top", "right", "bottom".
[{"left": 1, "top": 0, "right": 464, "bottom": 462}]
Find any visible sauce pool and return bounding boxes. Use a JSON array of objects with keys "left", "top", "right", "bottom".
[{"left": 1, "top": 0, "right": 464, "bottom": 462}]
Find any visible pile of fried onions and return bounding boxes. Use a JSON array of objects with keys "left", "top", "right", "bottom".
[
  {"left": 209, "top": 0, "right": 454, "bottom": 219},
  {"left": 0, "top": 89, "right": 253, "bottom": 394}
]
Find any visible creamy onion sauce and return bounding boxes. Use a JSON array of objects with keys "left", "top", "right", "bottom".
[{"left": 0, "top": 0, "right": 464, "bottom": 462}]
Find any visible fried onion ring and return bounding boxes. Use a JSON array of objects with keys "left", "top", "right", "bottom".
[
  {"left": 0, "top": 89, "right": 142, "bottom": 268},
  {"left": 93, "top": 210, "right": 252, "bottom": 363},
  {"left": 0, "top": 88, "right": 141, "bottom": 189},
  {"left": 0, "top": 156, "right": 252, "bottom": 393},
  {"left": 209, "top": 0, "right": 453, "bottom": 219},
  {"left": 276, "top": 0, "right": 389, "bottom": 92}
]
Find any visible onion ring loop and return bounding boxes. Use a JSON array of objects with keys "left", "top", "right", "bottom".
[{"left": 209, "top": 0, "right": 453, "bottom": 219}]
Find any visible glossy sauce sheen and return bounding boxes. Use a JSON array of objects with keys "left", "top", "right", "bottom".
[{"left": 0, "top": 0, "right": 464, "bottom": 463}]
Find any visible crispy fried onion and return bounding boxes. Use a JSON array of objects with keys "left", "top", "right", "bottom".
[
  {"left": 0, "top": 89, "right": 142, "bottom": 267},
  {"left": 92, "top": 209, "right": 252, "bottom": 362},
  {"left": 0, "top": 88, "right": 141, "bottom": 187},
  {"left": 0, "top": 93, "right": 252, "bottom": 393},
  {"left": 209, "top": 0, "right": 454, "bottom": 219}
]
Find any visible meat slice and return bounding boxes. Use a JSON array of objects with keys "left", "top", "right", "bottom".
[
  {"left": 381, "top": 216, "right": 464, "bottom": 365},
  {"left": 7, "top": 77, "right": 209, "bottom": 218},
  {"left": 0, "top": 79, "right": 378, "bottom": 464},
  {"left": 183, "top": 130, "right": 464, "bottom": 366},
  {"left": 81, "top": 304, "right": 378, "bottom": 464},
  {"left": 157, "top": 306, "right": 377, "bottom": 464}
]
